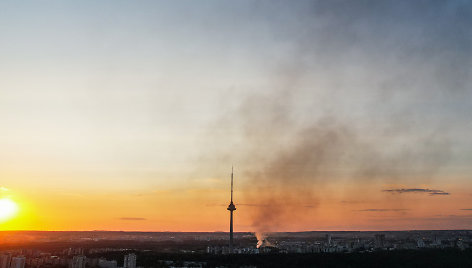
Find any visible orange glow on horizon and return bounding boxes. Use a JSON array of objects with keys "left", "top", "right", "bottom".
[{"left": 0, "top": 183, "right": 470, "bottom": 232}]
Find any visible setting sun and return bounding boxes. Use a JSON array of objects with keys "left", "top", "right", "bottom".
[{"left": 0, "top": 198, "right": 18, "bottom": 222}]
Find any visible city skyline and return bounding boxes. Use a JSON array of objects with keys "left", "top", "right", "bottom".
[{"left": 1, "top": 0, "right": 472, "bottom": 232}]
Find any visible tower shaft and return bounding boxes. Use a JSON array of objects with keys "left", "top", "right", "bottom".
[{"left": 229, "top": 210, "right": 234, "bottom": 252}]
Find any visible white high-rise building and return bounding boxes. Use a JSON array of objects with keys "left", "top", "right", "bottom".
[
  {"left": 69, "top": 256, "right": 86, "bottom": 268},
  {"left": 10, "top": 257, "right": 25, "bottom": 268},
  {"left": 98, "top": 258, "right": 117, "bottom": 268},
  {"left": 123, "top": 253, "right": 136, "bottom": 268},
  {"left": 0, "top": 254, "right": 11, "bottom": 268}
]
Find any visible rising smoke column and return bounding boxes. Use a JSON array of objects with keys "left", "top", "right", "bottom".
[
  {"left": 199, "top": 0, "right": 470, "bottom": 245},
  {"left": 235, "top": 90, "right": 450, "bottom": 246}
]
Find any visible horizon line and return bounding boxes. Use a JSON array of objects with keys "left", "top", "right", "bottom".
[{"left": 1, "top": 229, "right": 471, "bottom": 233}]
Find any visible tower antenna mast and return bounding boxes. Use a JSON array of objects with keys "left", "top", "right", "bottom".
[{"left": 231, "top": 166, "right": 233, "bottom": 202}]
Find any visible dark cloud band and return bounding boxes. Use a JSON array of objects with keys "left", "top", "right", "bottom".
[{"left": 383, "top": 188, "right": 450, "bottom": 195}]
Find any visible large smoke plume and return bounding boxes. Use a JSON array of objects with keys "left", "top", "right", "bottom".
[
  {"left": 201, "top": 0, "right": 471, "bottom": 245},
  {"left": 233, "top": 89, "right": 450, "bottom": 245}
]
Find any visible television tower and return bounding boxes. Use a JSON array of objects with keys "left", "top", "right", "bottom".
[{"left": 227, "top": 166, "right": 236, "bottom": 253}]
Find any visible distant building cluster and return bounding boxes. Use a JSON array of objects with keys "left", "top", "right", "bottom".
[
  {"left": 0, "top": 230, "right": 470, "bottom": 268},
  {"left": 0, "top": 251, "right": 137, "bottom": 268},
  {"left": 208, "top": 231, "right": 472, "bottom": 255},
  {"left": 0, "top": 255, "right": 26, "bottom": 268}
]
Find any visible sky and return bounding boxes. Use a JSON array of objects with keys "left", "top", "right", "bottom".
[{"left": 0, "top": 0, "right": 472, "bottom": 232}]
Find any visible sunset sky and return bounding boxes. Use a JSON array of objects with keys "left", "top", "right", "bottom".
[{"left": 1, "top": 0, "right": 472, "bottom": 232}]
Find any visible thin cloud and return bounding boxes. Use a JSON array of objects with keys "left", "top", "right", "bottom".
[
  {"left": 460, "top": 209, "right": 472, "bottom": 211},
  {"left": 206, "top": 203, "right": 316, "bottom": 208},
  {"left": 340, "top": 200, "right": 368, "bottom": 204},
  {"left": 239, "top": 203, "right": 270, "bottom": 207},
  {"left": 356, "top": 209, "right": 409, "bottom": 212},
  {"left": 371, "top": 214, "right": 472, "bottom": 222},
  {"left": 382, "top": 188, "right": 450, "bottom": 196},
  {"left": 119, "top": 217, "right": 146, "bottom": 221},
  {"left": 429, "top": 192, "right": 450, "bottom": 196}
]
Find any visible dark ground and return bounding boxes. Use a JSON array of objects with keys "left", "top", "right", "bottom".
[
  {"left": 103, "top": 249, "right": 472, "bottom": 268},
  {"left": 1, "top": 232, "right": 471, "bottom": 268}
]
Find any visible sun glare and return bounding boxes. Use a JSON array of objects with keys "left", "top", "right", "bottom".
[{"left": 0, "top": 198, "right": 18, "bottom": 222}]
